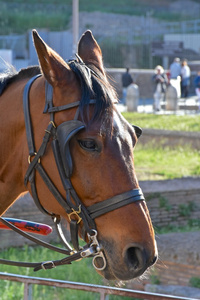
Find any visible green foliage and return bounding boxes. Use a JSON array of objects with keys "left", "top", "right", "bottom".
[
  {"left": 0, "top": 6, "right": 71, "bottom": 34},
  {"left": 147, "top": 193, "right": 172, "bottom": 211},
  {"left": 134, "top": 143, "right": 200, "bottom": 180},
  {"left": 158, "top": 196, "right": 172, "bottom": 212},
  {"left": 189, "top": 277, "right": 200, "bottom": 288},
  {"left": 150, "top": 274, "right": 160, "bottom": 285},
  {"left": 0, "top": 0, "right": 198, "bottom": 35},
  {"left": 188, "top": 218, "right": 200, "bottom": 229},
  {"left": 155, "top": 220, "right": 200, "bottom": 234},
  {"left": 178, "top": 202, "right": 197, "bottom": 217},
  {"left": 146, "top": 192, "right": 160, "bottom": 201},
  {"left": 0, "top": 244, "right": 104, "bottom": 300},
  {"left": 122, "top": 112, "right": 200, "bottom": 132}
]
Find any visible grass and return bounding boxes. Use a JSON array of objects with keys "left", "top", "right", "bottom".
[
  {"left": 0, "top": 245, "right": 103, "bottom": 300},
  {"left": 122, "top": 112, "right": 200, "bottom": 180},
  {"left": 122, "top": 112, "right": 200, "bottom": 132},
  {"left": 155, "top": 221, "right": 200, "bottom": 235},
  {"left": 134, "top": 143, "right": 200, "bottom": 180},
  {"left": 0, "top": 245, "right": 132, "bottom": 300}
]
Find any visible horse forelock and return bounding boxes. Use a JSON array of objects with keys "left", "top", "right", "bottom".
[{"left": 68, "top": 60, "right": 117, "bottom": 128}]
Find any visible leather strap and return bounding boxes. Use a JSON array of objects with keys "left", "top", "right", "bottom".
[
  {"left": 0, "top": 217, "right": 70, "bottom": 255},
  {"left": 23, "top": 74, "right": 42, "bottom": 156},
  {"left": 46, "top": 99, "right": 96, "bottom": 113},
  {"left": 24, "top": 121, "right": 55, "bottom": 186},
  {"left": 88, "top": 189, "right": 145, "bottom": 219},
  {"left": 70, "top": 220, "right": 80, "bottom": 251}
]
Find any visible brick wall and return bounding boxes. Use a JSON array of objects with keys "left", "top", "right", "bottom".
[
  {"left": 129, "top": 260, "right": 200, "bottom": 291},
  {"left": 155, "top": 261, "right": 200, "bottom": 286},
  {"left": 126, "top": 178, "right": 200, "bottom": 291},
  {"left": 141, "top": 177, "right": 200, "bottom": 228}
]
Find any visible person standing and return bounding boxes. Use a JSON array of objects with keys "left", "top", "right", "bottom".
[
  {"left": 152, "top": 65, "right": 168, "bottom": 112},
  {"left": 181, "top": 59, "right": 191, "bottom": 98},
  {"left": 194, "top": 71, "right": 200, "bottom": 110},
  {"left": 169, "top": 57, "right": 181, "bottom": 98},
  {"left": 121, "top": 68, "right": 133, "bottom": 105}
]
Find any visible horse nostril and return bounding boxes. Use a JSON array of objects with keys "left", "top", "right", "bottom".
[
  {"left": 126, "top": 246, "right": 144, "bottom": 270},
  {"left": 124, "top": 245, "right": 157, "bottom": 274},
  {"left": 150, "top": 255, "right": 158, "bottom": 266}
]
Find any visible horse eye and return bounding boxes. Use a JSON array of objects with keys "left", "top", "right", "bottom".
[{"left": 78, "top": 139, "right": 98, "bottom": 151}]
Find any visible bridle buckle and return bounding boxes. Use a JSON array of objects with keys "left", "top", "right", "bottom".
[
  {"left": 68, "top": 205, "right": 82, "bottom": 224},
  {"left": 41, "top": 260, "right": 56, "bottom": 270}
]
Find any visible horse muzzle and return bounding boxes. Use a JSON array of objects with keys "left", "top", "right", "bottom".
[{"left": 96, "top": 240, "right": 158, "bottom": 281}]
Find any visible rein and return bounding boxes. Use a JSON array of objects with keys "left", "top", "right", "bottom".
[{"left": 0, "top": 62, "right": 145, "bottom": 272}]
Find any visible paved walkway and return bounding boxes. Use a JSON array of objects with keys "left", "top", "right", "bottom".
[{"left": 118, "top": 95, "right": 200, "bottom": 115}]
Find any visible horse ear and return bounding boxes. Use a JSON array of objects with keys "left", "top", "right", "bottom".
[
  {"left": 32, "top": 29, "right": 72, "bottom": 86},
  {"left": 78, "top": 30, "right": 105, "bottom": 75}
]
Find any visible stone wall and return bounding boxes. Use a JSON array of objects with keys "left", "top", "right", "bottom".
[
  {"left": 1, "top": 178, "right": 199, "bottom": 249},
  {"left": 141, "top": 177, "right": 200, "bottom": 228},
  {"left": 129, "top": 231, "right": 200, "bottom": 296},
  {"left": 141, "top": 128, "right": 200, "bottom": 150},
  {"left": 0, "top": 193, "right": 62, "bottom": 249},
  {"left": 128, "top": 178, "right": 200, "bottom": 293}
]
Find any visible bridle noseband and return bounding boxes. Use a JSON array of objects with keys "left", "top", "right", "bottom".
[{"left": 0, "top": 61, "right": 145, "bottom": 272}]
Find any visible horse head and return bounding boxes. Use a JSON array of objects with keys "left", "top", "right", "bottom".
[{"left": 23, "top": 29, "right": 158, "bottom": 281}]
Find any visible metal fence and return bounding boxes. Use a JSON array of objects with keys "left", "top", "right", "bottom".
[
  {"left": 1, "top": 18, "right": 200, "bottom": 70},
  {"left": 0, "top": 272, "right": 197, "bottom": 300}
]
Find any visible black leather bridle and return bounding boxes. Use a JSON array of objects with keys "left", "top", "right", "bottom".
[{"left": 0, "top": 61, "right": 145, "bottom": 272}]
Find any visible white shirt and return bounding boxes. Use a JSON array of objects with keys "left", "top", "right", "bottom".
[{"left": 181, "top": 65, "right": 190, "bottom": 79}]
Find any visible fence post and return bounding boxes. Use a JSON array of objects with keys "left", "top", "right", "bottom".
[
  {"left": 165, "top": 84, "right": 179, "bottom": 111},
  {"left": 24, "top": 283, "right": 32, "bottom": 300},
  {"left": 126, "top": 83, "right": 139, "bottom": 112}
]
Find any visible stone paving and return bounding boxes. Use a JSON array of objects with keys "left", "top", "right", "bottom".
[{"left": 117, "top": 95, "right": 200, "bottom": 115}]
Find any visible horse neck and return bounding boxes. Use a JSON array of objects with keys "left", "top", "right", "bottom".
[{"left": 0, "top": 77, "right": 48, "bottom": 213}]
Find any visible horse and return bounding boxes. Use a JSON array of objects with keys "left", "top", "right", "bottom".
[{"left": 0, "top": 29, "right": 157, "bottom": 281}]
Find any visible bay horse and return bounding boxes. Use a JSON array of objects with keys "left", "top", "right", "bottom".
[{"left": 0, "top": 29, "right": 157, "bottom": 281}]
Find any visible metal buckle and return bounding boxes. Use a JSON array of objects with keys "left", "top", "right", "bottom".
[
  {"left": 68, "top": 205, "right": 82, "bottom": 224},
  {"left": 28, "top": 152, "right": 40, "bottom": 164},
  {"left": 92, "top": 252, "right": 107, "bottom": 271},
  {"left": 49, "top": 121, "right": 56, "bottom": 128},
  {"left": 41, "top": 261, "right": 56, "bottom": 270},
  {"left": 80, "top": 247, "right": 96, "bottom": 258},
  {"left": 87, "top": 230, "right": 107, "bottom": 271}
]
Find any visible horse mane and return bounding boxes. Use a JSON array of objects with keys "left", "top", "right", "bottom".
[
  {"left": 69, "top": 60, "right": 117, "bottom": 124},
  {"left": 0, "top": 61, "right": 117, "bottom": 126},
  {"left": 0, "top": 66, "right": 41, "bottom": 96}
]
